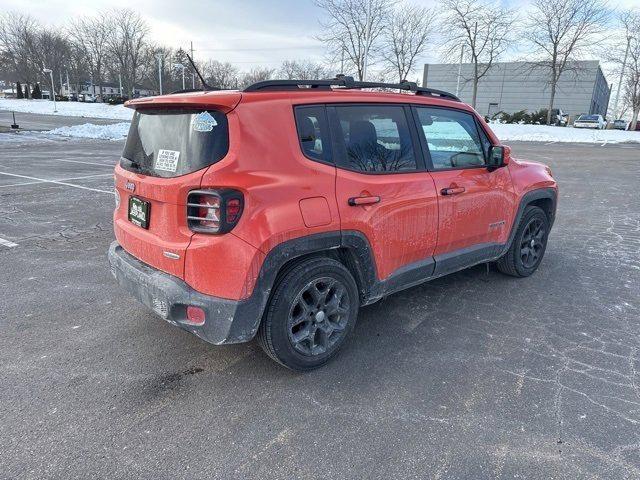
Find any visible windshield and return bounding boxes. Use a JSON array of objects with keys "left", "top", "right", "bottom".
[
  {"left": 579, "top": 115, "right": 599, "bottom": 121},
  {"left": 121, "top": 108, "right": 229, "bottom": 178}
]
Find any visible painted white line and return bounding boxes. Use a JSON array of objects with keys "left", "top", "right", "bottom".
[
  {"left": 47, "top": 158, "right": 115, "bottom": 167},
  {"left": 0, "top": 237, "right": 18, "bottom": 248},
  {"left": 0, "top": 173, "right": 113, "bottom": 189},
  {"left": 0, "top": 171, "right": 114, "bottom": 194}
]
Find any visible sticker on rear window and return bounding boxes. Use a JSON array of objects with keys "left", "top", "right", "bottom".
[
  {"left": 192, "top": 111, "right": 218, "bottom": 132},
  {"left": 155, "top": 149, "right": 180, "bottom": 172}
]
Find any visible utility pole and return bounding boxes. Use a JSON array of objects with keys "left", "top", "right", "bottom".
[
  {"left": 190, "top": 41, "right": 196, "bottom": 89},
  {"left": 362, "top": 0, "right": 373, "bottom": 81},
  {"left": 456, "top": 45, "right": 465, "bottom": 97},
  {"left": 118, "top": 73, "right": 123, "bottom": 96},
  {"left": 613, "top": 35, "right": 632, "bottom": 121},
  {"left": 156, "top": 54, "right": 163, "bottom": 95}
]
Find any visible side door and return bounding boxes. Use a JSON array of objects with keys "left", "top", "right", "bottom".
[
  {"left": 330, "top": 103, "right": 439, "bottom": 282},
  {"left": 412, "top": 106, "right": 516, "bottom": 275}
]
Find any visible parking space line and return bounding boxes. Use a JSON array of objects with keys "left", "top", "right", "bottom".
[
  {"left": 0, "top": 237, "right": 18, "bottom": 248},
  {"left": 0, "top": 171, "right": 114, "bottom": 194},
  {"left": 48, "top": 158, "right": 115, "bottom": 167},
  {"left": 0, "top": 173, "right": 114, "bottom": 189}
]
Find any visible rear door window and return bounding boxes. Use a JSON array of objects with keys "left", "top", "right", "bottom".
[
  {"left": 294, "top": 106, "right": 330, "bottom": 163},
  {"left": 121, "top": 109, "right": 229, "bottom": 178},
  {"left": 332, "top": 105, "right": 417, "bottom": 173}
]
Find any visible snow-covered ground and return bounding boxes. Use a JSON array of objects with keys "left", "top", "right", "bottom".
[
  {"left": 490, "top": 123, "right": 640, "bottom": 144},
  {"left": 0, "top": 98, "right": 132, "bottom": 120},
  {"left": 1, "top": 97, "right": 639, "bottom": 144},
  {"left": 46, "top": 122, "right": 130, "bottom": 140}
]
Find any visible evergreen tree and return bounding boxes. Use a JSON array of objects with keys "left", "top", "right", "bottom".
[
  {"left": 32, "top": 83, "right": 42, "bottom": 99},
  {"left": 24, "top": 83, "right": 30, "bottom": 99},
  {"left": 16, "top": 82, "right": 23, "bottom": 99}
]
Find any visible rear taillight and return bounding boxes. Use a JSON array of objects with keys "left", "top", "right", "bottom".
[{"left": 187, "top": 189, "right": 244, "bottom": 234}]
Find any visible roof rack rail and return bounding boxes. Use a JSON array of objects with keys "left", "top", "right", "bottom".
[{"left": 243, "top": 75, "right": 460, "bottom": 102}]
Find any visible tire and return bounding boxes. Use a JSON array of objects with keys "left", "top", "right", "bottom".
[
  {"left": 256, "top": 257, "right": 359, "bottom": 371},
  {"left": 496, "top": 206, "right": 550, "bottom": 277}
]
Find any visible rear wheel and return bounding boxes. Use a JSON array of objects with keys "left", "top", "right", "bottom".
[
  {"left": 496, "top": 206, "right": 550, "bottom": 277},
  {"left": 257, "top": 257, "right": 359, "bottom": 371}
]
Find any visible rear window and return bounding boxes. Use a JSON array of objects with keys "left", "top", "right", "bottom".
[
  {"left": 121, "top": 108, "right": 229, "bottom": 178},
  {"left": 579, "top": 115, "right": 599, "bottom": 121}
]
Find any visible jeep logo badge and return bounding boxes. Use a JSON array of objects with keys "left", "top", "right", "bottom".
[{"left": 125, "top": 182, "right": 136, "bottom": 192}]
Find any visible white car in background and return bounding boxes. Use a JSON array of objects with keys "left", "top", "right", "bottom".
[{"left": 574, "top": 114, "right": 606, "bottom": 129}]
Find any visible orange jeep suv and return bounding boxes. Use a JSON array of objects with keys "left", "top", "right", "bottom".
[{"left": 108, "top": 76, "right": 557, "bottom": 370}]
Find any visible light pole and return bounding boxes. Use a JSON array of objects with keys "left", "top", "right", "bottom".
[
  {"left": 613, "top": 35, "right": 632, "bottom": 121},
  {"left": 42, "top": 68, "right": 57, "bottom": 112},
  {"left": 362, "top": 0, "right": 373, "bottom": 81},
  {"left": 174, "top": 63, "right": 186, "bottom": 90},
  {"left": 156, "top": 54, "right": 164, "bottom": 95}
]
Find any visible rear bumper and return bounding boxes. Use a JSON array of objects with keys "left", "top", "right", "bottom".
[{"left": 108, "top": 241, "right": 260, "bottom": 345}]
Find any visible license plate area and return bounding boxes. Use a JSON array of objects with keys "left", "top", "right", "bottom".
[{"left": 128, "top": 196, "right": 150, "bottom": 229}]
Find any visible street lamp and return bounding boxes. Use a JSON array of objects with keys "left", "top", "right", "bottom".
[
  {"left": 42, "top": 67, "right": 57, "bottom": 113},
  {"left": 156, "top": 54, "right": 163, "bottom": 95},
  {"left": 173, "top": 63, "right": 186, "bottom": 90}
]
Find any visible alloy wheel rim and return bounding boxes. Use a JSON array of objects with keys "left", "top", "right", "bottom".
[
  {"left": 287, "top": 277, "right": 350, "bottom": 356},
  {"left": 520, "top": 218, "right": 546, "bottom": 268}
]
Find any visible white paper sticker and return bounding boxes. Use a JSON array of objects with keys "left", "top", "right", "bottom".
[
  {"left": 155, "top": 149, "right": 180, "bottom": 172},
  {"left": 192, "top": 111, "right": 218, "bottom": 132}
]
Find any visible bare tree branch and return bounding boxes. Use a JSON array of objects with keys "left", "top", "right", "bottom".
[
  {"left": 522, "top": 0, "right": 610, "bottom": 124},
  {"left": 441, "top": 0, "right": 515, "bottom": 108},
  {"left": 383, "top": 4, "right": 436, "bottom": 83}
]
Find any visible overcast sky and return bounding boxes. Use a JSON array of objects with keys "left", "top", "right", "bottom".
[{"left": 3, "top": 0, "right": 637, "bottom": 76}]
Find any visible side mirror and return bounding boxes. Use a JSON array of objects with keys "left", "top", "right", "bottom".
[{"left": 487, "top": 145, "right": 510, "bottom": 169}]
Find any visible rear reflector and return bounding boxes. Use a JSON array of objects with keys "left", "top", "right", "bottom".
[{"left": 186, "top": 306, "right": 206, "bottom": 326}]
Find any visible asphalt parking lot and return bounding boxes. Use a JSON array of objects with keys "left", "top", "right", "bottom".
[{"left": 1, "top": 122, "right": 639, "bottom": 478}]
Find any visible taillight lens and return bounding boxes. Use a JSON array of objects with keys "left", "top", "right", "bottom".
[{"left": 187, "top": 189, "right": 244, "bottom": 234}]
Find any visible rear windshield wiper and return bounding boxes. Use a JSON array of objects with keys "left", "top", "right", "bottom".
[{"left": 121, "top": 157, "right": 140, "bottom": 170}]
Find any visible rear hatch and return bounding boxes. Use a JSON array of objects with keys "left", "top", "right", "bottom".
[{"left": 113, "top": 92, "right": 241, "bottom": 279}]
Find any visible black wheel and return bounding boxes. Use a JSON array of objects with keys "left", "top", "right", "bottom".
[
  {"left": 256, "top": 257, "right": 359, "bottom": 371},
  {"left": 496, "top": 206, "right": 550, "bottom": 277}
]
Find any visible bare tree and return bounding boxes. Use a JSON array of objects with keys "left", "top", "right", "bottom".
[
  {"left": 441, "top": 0, "right": 515, "bottom": 108},
  {"left": 68, "top": 15, "right": 112, "bottom": 100},
  {"left": 315, "top": 0, "right": 394, "bottom": 80},
  {"left": 240, "top": 67, "right": 275, "bottom": 89},
  {"left": 106, "top": 9, "right": 149, "bottom": 97},
  {"left": 622, "top": 11, "right": 640, "bottom": 130},
  {"left": 523, "top": 0, "right": 609, "bottom": 125},
  {"left": 0, "top": 13, "right": 41, "bottom": 96},
  {"left": 203, "top": 60, "right": 239, "bottom": 89},
  {"left": 383, "top": 4, "right": 436, "bottom": 83},
  {"left": 278, "top": 60, "right": 330, "bottom": 80}
]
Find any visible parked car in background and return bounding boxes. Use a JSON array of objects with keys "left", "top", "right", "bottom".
[
  {"left": 612, "top": 119, "right": 628, "bottom": 130},
  {"left": 550, "top": 108, "right": 568, "bottom": 126},
  {"left": 574, "top": 114, "right": 606, "bottom": 129}
]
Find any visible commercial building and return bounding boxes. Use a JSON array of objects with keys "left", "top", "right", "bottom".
[{"left": 423, "top": 60, "right": 611, "bottom": 119}]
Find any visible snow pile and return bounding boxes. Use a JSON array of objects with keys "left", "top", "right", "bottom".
[
  {"left": 0, "top": 98, "right": 132, "bottom": 120},
  {"left": 490, "top": 123, "right": 640, "bottom": 144},
  {"left": 46, "top": 122, "right": 130, "bottom": 140}
]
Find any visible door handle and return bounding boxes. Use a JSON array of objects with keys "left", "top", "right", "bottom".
[
  {"left": 348, "top": 195, "right": 381, "bottom": 206},
  {"left": 440, "top": 187, "right": 466, "bottom": 196}
]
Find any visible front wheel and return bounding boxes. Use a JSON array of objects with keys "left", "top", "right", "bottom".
[
  {"left": 496, "top": 206, "right": 550, "bottom": 277},
  {"left": 257, "top": 257, "right": 359, "bottom": 371}
]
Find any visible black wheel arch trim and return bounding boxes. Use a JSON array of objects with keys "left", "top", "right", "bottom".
[
  {"left": 500, "top": 187, "right": 557, "bottom": 257},
  {"left": 239, "top": 187, "right": 557, "bottom": 341}
]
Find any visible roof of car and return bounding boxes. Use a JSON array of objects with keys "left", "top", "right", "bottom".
[{"left": 126, "top": 86, "right": 473, "bottom": 113}]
